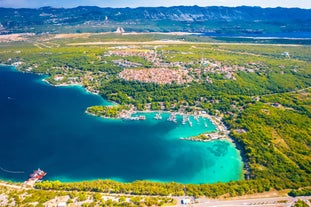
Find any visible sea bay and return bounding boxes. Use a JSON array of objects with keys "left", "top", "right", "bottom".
[{"left": 0, "top": 65, "right": 243, "bottom": 184}]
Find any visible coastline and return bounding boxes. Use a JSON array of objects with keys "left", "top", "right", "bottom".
[
  {"left": 0, "top": 62, "right": 100, "bottom": 97},
  {"left": 4, "top": 62, "right": 239, "bottom": 146},
  {"left": 1, "top": 63, "right": 245, "bottom": 184},
  {"left": 41, "top": 78, "right": 100, "bottom": 96}
]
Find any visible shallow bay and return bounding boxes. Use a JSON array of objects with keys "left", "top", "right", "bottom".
[{"left": 0, "top": 65, "right": 243, "bottom": 184}]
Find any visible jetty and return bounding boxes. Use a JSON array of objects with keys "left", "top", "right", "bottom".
[
  {"left": 182, "top": 115, "right": 187, "bottom": 124},
  {"left": 124, "top": 115, "right": 146, "bottom": 121},
  {"left": 180, "top": 132, "right": 226, "bottom": 142}
]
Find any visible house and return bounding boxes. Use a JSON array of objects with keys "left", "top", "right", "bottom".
[{"left": 54, "top": 75, "right": 64, "bottom": 81}]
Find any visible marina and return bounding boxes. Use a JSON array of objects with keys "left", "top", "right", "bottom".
[
  {"left": 103, "top": 107, "right": 229, "bottom": 143},
  {"left": 123, "top": 111, "right": 224, "bottom": 134}
]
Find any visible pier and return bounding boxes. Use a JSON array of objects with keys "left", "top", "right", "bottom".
[{"left": 180, "top": 132, "right": 226, "bottom": 142}]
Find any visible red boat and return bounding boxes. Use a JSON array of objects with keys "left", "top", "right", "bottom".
[{"left": 29, "top": 168, "right": 47, "bottom": 180}]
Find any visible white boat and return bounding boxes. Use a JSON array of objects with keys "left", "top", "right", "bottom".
[
  {"left": 194, "top": 115, "right": 199, "bottom": 122},
  {"left": 154, "top": 113, "right": 162, "bottom": 120},
  {"left": 167, "top": 113, "right": 177, "bottom": 123},
  {"left": 188, "top": 119, "right": 193, "bottom": 127}
]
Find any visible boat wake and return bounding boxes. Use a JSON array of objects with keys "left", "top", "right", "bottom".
[{"left": 0, "top": 166, "right": 24, "bottom": 174}]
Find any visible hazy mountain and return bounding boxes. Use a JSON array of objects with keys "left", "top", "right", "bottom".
[{"left": 0, "top": 6, "right": 310, "bottom": 34}]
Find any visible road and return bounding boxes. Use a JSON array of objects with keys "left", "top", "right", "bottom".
[
  {"left": 1, "top": 181, "right": 310, "bottom": 207},
  {"left": 67, "top": 40, "right": 303, "bottom": 47},
  {"left": 262, "top": 86, "right": 311, "bottom": 97},
  {"left": 175, "top": 196, "right": 311, "bottom": 207},
  {"left": 0, "top": 181, "right": 32, "bottom": 190},
  {"left": 0, "top": 181, "right": 22, "bottom": 189}
]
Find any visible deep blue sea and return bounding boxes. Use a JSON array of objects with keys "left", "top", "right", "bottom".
[{"left": 0, "top": 65, "right": 243, "bottom": 184}]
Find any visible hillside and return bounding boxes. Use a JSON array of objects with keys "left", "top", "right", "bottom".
[{"left": 0, "top": 6, "right": 311, "bottom": 34}]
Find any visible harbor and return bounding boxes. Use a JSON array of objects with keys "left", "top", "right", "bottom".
[
  {"left": 115, "top": 107, "right": 231, "bottom": 143},
  {"left": 128, "top": 110, "right": 215, "bottom": 127},
  {"left": 115, "top": 108, "right": 230, "bottom": 142}
]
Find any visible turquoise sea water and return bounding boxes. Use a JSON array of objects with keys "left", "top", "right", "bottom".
[{"left": 0, "top": 65, "right": 243, "bottom": 184}]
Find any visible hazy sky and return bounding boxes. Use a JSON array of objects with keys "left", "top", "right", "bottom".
[{"left": 0, "top": 0, "right": 310, "bottom": 9}]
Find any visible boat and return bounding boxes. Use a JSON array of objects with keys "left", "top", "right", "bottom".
[
  {"left": 167, "top": 113, "right": 177, "bottom": 123},
  {"left": 154, "top": 113, "right": 162, "bottom": 120},
  {"left": 167, "top": 113, "right": 174, "bottom": 121},
  {"left": 130, "top": 117, "right": 139, "bottom": 120},
  {"left": 187, "top": 117, "right": 193, "bottom": 127},
  {"left": 29, "top": 168, "right": 47, "bottom": 180},
  {"left": 188, "top": 120, "right": 193, "bottom": 127},
  {"left": 23, "top": 168, "right": 47, "bottom": 186},
  {"left": 139, "top": 115, "right": 146, "bottom": 120},
  {"left": 173, "top": 117, "right": 177, "bottom": 123},
  {"left": 194, "top": 115, "right": 199, "bottom": 122}
]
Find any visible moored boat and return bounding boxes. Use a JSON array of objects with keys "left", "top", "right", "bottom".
[
  {"left": 29, "top": 168, "right": 47, "bottom": 180},
  {"left": 154, "top": 113, "right": 162, "bottom": 120}
]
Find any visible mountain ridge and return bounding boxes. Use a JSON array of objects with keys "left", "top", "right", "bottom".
[{"left": 0, "top": 6, "right": 310, "bottom": 34}]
